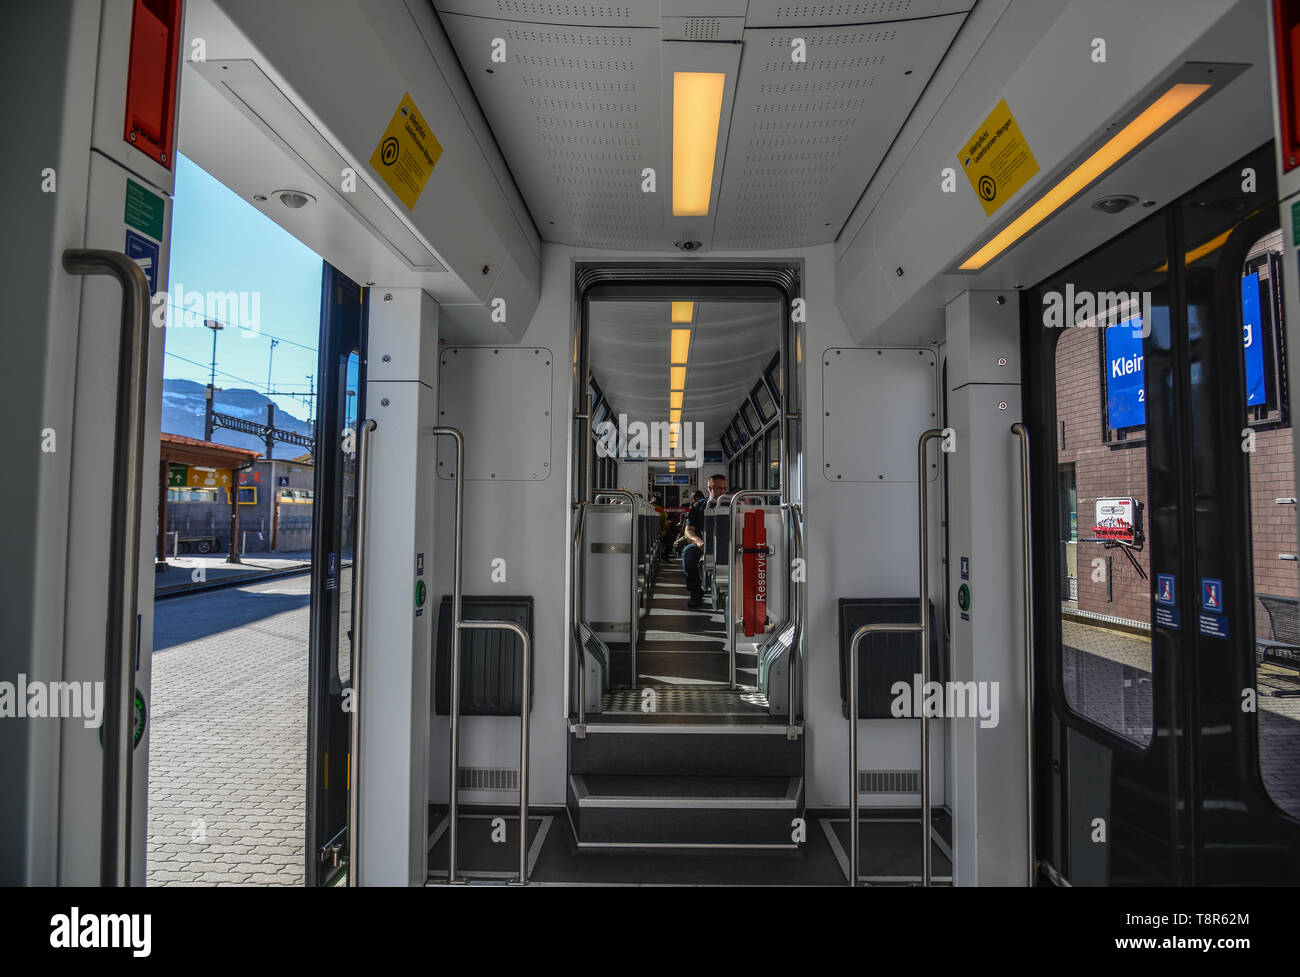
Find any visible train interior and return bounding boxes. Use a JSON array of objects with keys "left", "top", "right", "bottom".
[{"left": 6, "top": 0, "right": 1300, "bottom": 886}]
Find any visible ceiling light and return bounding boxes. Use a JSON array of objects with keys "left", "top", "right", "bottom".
[
  {"left": 672, "top": 72, "right": 726, "bottom": 217},
  {"left": 672, "top": 302, "right": 694, "bottom": 323},
  {"left": 670, "top": 366, "right": 686, "bottom": 389},
  {"left": 670, "top": 408, "right": 682, "bottom": 424},
  {"left": 1091, "top": 194, "right": 1139, "bottom": 214},
  {"left": 669, "top": 462, "right": 677, "bottom": 472},
  {"left": 670, "top": 391, "right": 684, "bottom": 410},
  {"left": 670, "top": 328, "right": 691, "bottom": 364},
  {"left": 959, "top": 83, "right": 1211, "bottom": 271}
]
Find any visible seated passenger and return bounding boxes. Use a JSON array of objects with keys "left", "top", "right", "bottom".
[{"left": 682, "top": 475, "right": 727, "bottom": 608}]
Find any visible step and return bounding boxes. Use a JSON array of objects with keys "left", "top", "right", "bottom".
[
  {"left": 570, "top": 722, "right": 802, "bottom": 777},
  {"left": 567, "top": 775, "right": 803, "bottom": 848}
]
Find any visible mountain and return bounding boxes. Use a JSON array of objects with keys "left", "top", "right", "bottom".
[{"left": 161, "top": 378, "right": 314, "bottom": 459}]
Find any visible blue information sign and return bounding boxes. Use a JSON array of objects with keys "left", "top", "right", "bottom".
[
  {"left": 1104, "top": 319, "right": 1146, "bottom": 430},
  {"left": 1242, "top": 272, "right": 1266, "bottom": 408}
]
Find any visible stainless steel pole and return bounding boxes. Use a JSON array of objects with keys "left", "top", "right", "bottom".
[
  {"left": 432, "top": 426, "right": 466, "bottom": 883},
  {"left": 347, "top": 418, "right": 376, "bottom": 886},
  {"left": 62, "top": 249, "right": 151, "bottom": 887},
  {"left": 917, "top": 428, "right": 943, "bottom": 889},
  {"left": 1011, "top": 423, "right": 1035, "bottom": 886}
]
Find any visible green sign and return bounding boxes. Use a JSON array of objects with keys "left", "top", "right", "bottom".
[
  {"left": 958, "top": 584, "right": 971, "bottom": 613},
  {"left": 415, "top": 579, "right": 427, "bottom": 610},
  {"left": 124, "top": 178, "right": 164, "bottom": 240},
  {"left": 98, "top": 689, "right": 147, "bottom": 749},
  {"left": 167, "top": 463, "right": 187, "bottom": 488}
]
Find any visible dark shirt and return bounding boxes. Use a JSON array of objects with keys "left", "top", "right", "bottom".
[{"left": 687, "top": 497, "right": 707, "bottom": 537}]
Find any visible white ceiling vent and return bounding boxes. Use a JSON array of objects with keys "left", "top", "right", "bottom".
[{"left": 435, "top": 0, "right": 657, "bottom": 27}]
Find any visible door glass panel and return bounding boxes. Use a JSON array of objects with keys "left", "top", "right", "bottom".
[
  {"left": 1046, "top": 223, "right": 1166, "bottom": 747},
  {"left": 766, "top": 425, "right": 780, "bottom": 490},
  {"left": 1240, "top": 231, "right": 1300, "bottom": 819}
]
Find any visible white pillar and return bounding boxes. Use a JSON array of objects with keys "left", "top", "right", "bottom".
[
  {"left": 944, "top": 289, "right": 1029, "bottom": 885},
  {"left": 358, "top": 288, "right": 439, "bottom": 884}
]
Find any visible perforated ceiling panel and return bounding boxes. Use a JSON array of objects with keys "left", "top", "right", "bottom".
[
  {"left": 713, "top": 16, "right": 964, "bottom": 249},
  {"left": 439, "top": 13, "right": 665, "bottom": 249},
  {"left": 434, "top": 2, "right": 971, "bottom": 250},
  {"left": 589, "top": 301, "right": 781, "bottom": 444}
]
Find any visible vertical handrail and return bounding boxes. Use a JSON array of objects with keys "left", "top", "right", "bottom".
[
  {"left": 728, "top": 492, "right": 772, "bottom": 689},
  {"left": 592, "top": 489, "right": 638, "bottom": 687},
  {"left": 459, "top": 619, "right": 531, "bottom": 884},
  {"left": 347, "top": 418, "right": 377, "bottom": 887},
  {"left": 846, "top": 429, "right": 942, "bottom": 887},
  {"left": 432, "top": 426, "right": 532, "bottom": 884},
  {"left": 1011, "top": 422, "right": 1035, "bottom": 886},
  {"left": 571, "top": 502, "right": 588, "bottom": 732},
  {"left": 785, "top": 503, "right": 805, "bottom": 733},
  {"left": 62, "top": 249, "right": 151, "bottom": 887}
]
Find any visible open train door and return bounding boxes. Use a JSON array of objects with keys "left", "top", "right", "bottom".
[{"left": 304, "top": 264, "right": 367, "bottom": 885}]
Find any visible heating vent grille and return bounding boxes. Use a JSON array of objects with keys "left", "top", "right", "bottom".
[
  {"left": 858, "top": 770, "right": 920, "bottom": 793},
  {"left": 458, "top": 767, "right": 520, "bottom": 791}
]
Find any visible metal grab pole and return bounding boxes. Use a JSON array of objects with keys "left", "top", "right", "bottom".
[
  {"left": 571, "top": 503, "right": 588, "bottom": 732},
  {"left": 63, "top": 249, "right": 151, "bottom": 887},
  {"left": 348, "top": 418, "right": 376, "bottom": 886},
  {"left": 431, "top": 427, "right": 467, "bottom": 883},
  {"left": 1011, "top": 423, "right": 1035, "bottom": 886},
  {"left": 460, "top": 620, "right": 531, "bottom": 884},
  {"left": 785, "top": 503, "right": 804, "bottom": 732},
  {"left": 728, "top": 492, "right": 772, "bottom": 690}
]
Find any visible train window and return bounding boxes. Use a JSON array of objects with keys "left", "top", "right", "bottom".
[
  {"left": 1043, "top": 215, "right": 1165, "bottom": 747},
  {"left": 766, "top": 425, "right": 779, "bottom": 490},
  {"left": 752, "top": 380, "right": 776, "bottom": 423},
  {"left": 1239, "top": 230, "right": 1300, "bottom": 819},
  {"left": 167, "top": 487, "right": 219, "bottom": 503},
  {"left": 592, "top": 398, "right": 610, "bottom": 427},
  {"left": 740, "top": 399, "right": 760, "bottom": 435},
  {"left": 721, "top": 432, "right": 733, "bottom": 457},
  {"left": 765, "top": 356, "right": 782, "bottom": 407}
]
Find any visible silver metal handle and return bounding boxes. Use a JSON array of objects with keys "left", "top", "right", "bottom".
[
  {"left": 591, "top": 489, "right": 639, "bottom": 687},
  {"left": 459, "top": 619, "right": 531, "bottom": 885},
  {"left": 728, "top": 492, "right": 774, "bottom": 690},
  {"left": 348, "top": 418, "right": 376, "bottom": 886},
  {"left": 432, "top": 427, "right": 532, "bottom": 884},
  {"left": 63, "top": 248, "right": 151, "bottom": 887},
  {"left": 571, "top": 502, "right": 588, "bottom": 733},
  {"left": 1011, "top": 422, "right": 1035, "bottom": 886},
  {"left": 785, "top": 503, "right": 805, "bottom": 734},
  {"left": 846, "top": 429, "right": 942, "bottom": 887}
]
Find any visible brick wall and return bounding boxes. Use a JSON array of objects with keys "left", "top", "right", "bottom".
[{"left": 1054, "top": 326, "right": 1297, "bottom": 633}]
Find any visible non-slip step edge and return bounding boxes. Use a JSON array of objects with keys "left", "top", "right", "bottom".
[{"left": 571, "top": 774, "right": 802, "bottom": 809}]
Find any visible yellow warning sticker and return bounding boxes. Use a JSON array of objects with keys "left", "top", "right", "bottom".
[
  {"left": 369, "top": 93, "right": 442, "bottom": 210},
  {"left": 959, "top": 99, "right": 1039, "bottom": 217}
]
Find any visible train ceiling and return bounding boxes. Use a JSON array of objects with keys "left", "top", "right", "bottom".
[{"left": 433, "top": 0, "right": 974, "bottom": 251}]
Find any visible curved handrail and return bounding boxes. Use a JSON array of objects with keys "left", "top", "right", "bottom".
[
  {"left": 570, "top": 502, "right": 588, "bottom": 730},
  {"left": 846, "top": 428, "right": 942, "bottom": 887},
  {"left": 62, "top": 249, "right": 151, "bottom": 887}
]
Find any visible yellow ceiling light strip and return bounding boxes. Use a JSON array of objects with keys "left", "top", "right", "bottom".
[
  {"left": 672, "top": 72, "right": 726, "bottom": 217},
  {"left": 670, "top": 366, "right": 687, "bottom": 390},
  {"left": 670, "top": 408, "right": 682, "bottom": 423},
  {"left": 671, "top": 301, "right": 695, "bottom": 323},
  {"left": 959, "top": 83, "right": 1211, "bottom": 271},
  {"left": 670, "top": 391, "right": 684, "bottom": 410},
  {"left": 670, "top": 328, "right": 691, "bottom": 365}
]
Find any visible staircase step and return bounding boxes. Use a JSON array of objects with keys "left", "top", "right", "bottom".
[
  {"left": 567, "top": 775, "right": 803, "bottom": 848},
  {"left": 570, "top": 724, "right": 801, "bottom": 777}
]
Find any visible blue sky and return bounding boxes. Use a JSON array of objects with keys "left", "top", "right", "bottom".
[{"left": 164, "top": 153, "right": 323, "bottom": 421}]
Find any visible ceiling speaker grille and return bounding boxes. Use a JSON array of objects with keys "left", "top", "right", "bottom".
[
  {"left": 494, "top": 1, "right": 635, "bottom": 21},
  {"left": 771, "top": 1, "right": 916, "bottom": 19},
  {"left": 682, "top": 17, "right": 722, "bottom": 39}
]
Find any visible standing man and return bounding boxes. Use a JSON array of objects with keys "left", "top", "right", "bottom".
[{"left": 682, "top": 474, "right": 728, "bottom": 609}]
